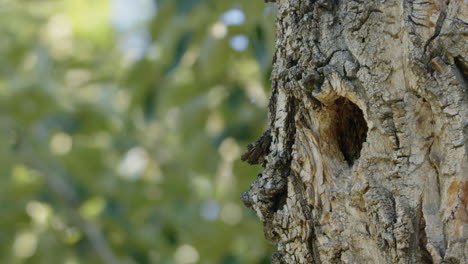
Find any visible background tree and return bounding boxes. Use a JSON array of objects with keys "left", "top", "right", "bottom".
[
  {"left": 242, "top": 0, "right": 467, "bottom": 263},
  {"left": 0, "top": 0, "right": 277, "bottom": 263}
]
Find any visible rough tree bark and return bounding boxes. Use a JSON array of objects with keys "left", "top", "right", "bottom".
[{"left": 241, "top": 0, "right": 467, "bottom": 263}]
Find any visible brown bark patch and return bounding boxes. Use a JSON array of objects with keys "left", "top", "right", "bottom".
[{"left": 456, "top": 181, "right": 468, "bottom": 223}]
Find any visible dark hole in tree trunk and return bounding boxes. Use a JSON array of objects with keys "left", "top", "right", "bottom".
[
  {"left": 331, "top": 97, "right": 368, "bottom": 166},
  {"left": 271, "top": 190, "right": 287, "bottom": 212}
]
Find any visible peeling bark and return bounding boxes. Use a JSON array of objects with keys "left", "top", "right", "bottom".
[{"left": 242, "top": 0, "right": 467, "bottom": 263}]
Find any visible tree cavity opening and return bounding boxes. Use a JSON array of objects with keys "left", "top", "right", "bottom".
[{"left": 330, "top": 97, "right": 368, "bottom": 166}]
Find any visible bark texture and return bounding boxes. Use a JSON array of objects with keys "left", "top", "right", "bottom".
[{"left": 242, "top": 0, "right": 467, "bottom": 263}]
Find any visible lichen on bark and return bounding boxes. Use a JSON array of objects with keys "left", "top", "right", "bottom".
[{"left": 241, "top": 0, "right": 467, "bottom": 263}]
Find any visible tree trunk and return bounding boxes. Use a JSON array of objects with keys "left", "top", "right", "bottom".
[{"left": 241, "top": 0, "right": 467, "bottom": 263}]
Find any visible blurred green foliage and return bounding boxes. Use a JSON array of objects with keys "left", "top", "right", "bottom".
[{"left": 0, "top": 0, "right": 276, "bottom": 263}]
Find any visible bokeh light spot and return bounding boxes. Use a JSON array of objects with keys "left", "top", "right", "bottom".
[
  {"left": 200, "top": 200, "right": 220, "bottom": 221},
  {"left": 111, "top": 0, "right": 156, "bottom": 31},
  {"left": 79, "top": 196, "right": 106, "bottom": 219},
  {"left": 64, "top": 257, "right": 79, "bottom": 264},
  {"left": 13, "top": 232, "right": 37, "bottom": 259},
  {"left": 192, "top": 176, "right": 213, "bottom": 198},
  {"left": 246, "top": 81, "right": 268, "bottom": 107},
  {"left": 211, "top": 22, "right": 227, "bottom": 39},
  {"left": 219, "top": 138, "right": 241, "bottom": 162},
  {"left": 63, "top": 227, "right": 82, "bottom": 244},
  {"left": 221, "top": 202, "right": 243, "bottom": 226},
  {"left": 65, "top": 69, "right": 92, "bottom": 88},
  {"left": 26, "top": 201, "right": 51, "bottom": 226},
  {"left": 229, "top": 34, "right": 249, "bottom": 51},
  {"left": 118, "top": 147, "right": 148, "bottom": 180},
  {"left": 205, "top": 111, "right": 225, "bottom": 137},
  {"left": 50, "top": 132, "right": 73, "bottom": 155},
  {"left": 174, "top": 244, "right": 200, "bottom": 264},
  {"left": 11, "top": 165, "right": 38, "bottom": 185},
  {"left": 43, "top": 14, "right": 73, "bottom": 58},
  {"left": 221, "top": 9, "right": 245, "bottom": 25}
]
